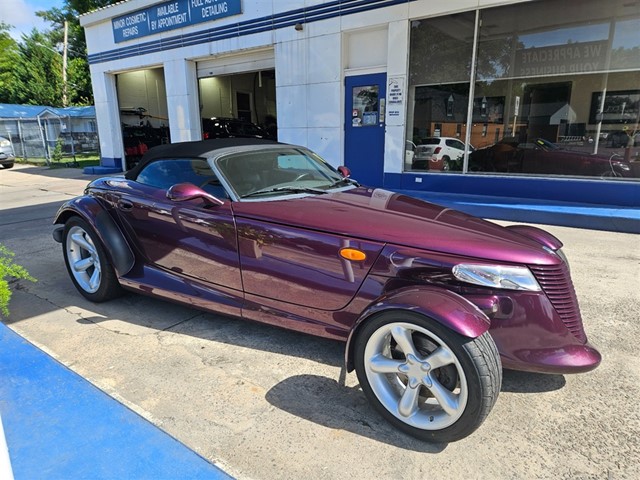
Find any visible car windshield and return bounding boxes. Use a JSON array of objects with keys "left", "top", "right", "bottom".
[
  {"left": 422, "top": 138, "right": 441, "bottom": 145},
  {"left": 213, "top": 147, "right": 354, "bottom": 200}
]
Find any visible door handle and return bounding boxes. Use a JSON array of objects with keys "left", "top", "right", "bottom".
[{"left": 118, "top": 199, "right": 134, "bottom": 211}]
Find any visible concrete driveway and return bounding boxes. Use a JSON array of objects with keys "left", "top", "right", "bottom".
[{"left": 1, "top": 164, "right": 639, "bottom": 479}]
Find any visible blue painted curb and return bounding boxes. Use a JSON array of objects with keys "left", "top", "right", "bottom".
[{"left": 0, "top": 323, "right": 232, "bottom": 480}]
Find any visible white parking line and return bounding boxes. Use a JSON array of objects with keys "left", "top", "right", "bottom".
[{"left": 0, "top": 413, "right": 14, "bottom": 480}]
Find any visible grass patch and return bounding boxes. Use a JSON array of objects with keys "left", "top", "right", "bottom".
[{"left": 16, "top": 153, "right": 101, "bottom": 169}]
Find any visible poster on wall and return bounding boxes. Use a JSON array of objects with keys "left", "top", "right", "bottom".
[
  {"left": 386, "top": 76, "right": 405, "bottom": 126},
  {"left": 589, "top": 90, "right": 640, "bottom": 124}
]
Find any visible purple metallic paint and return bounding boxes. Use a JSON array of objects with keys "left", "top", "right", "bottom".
[
  {"left": 232, "top": 189, "right": 560, "bottom": 266},
  {"left": 505, "top": 225, "right": 563, "bottom": 250},
  {"left": 55, "top": 177, "right": 601, "bottom": 375}
]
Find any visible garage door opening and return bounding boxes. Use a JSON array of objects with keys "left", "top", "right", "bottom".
[
  {"left": 198, "top": 70, "right": 277, "bottom": 141},
  {"left": 116, "top": 68, "right": 170, "bottom": 169}
]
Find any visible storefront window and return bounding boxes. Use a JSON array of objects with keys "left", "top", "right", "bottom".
[
  {"left": 406, "top": 12, "right": 475, "bottom": 172},
  {"left": 407, "top": 0, "right": 640, "bottom": 179}
]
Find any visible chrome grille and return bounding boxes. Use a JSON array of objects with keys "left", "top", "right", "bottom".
[{"left": 529, "top": 263, "right": 587, "bottom": 343}]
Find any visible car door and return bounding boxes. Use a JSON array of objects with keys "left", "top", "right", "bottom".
[
  {"left": 445, "top": 139, "right": 465, "bottom": 159},
  {"left": 231, "top": 200, "right": 384, "bottom": 312},
  {"left": 115, "top": 158, "right": 243, "bottom": 295}
]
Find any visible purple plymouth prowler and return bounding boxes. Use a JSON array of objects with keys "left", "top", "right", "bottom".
[{"left": 53, "top": 138, "right": 601, "bottom": 442}]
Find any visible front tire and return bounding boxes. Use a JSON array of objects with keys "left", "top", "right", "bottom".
[
  {"left": 354, "top": 311, "right": 501, "bottom": 442},
  {"left": 62, "top": 216, "right": 122, "bottom": 302}
]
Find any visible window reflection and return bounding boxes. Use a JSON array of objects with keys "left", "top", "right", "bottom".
[{"left": 407, "top": 0, "right": 640, "bottom": 179}]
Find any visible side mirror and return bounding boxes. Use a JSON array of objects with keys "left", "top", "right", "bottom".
[
  {"left": 167, "top": 183, "right": 224, "bottom": 206},
  {"left": 337, "top": 166, "right": 351, "bottom": 178}
]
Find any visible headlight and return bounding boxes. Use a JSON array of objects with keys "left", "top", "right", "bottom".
[
  {"left": 612, "top": 162, "right": 630, "bottom": 171},
  {"left": 452, "top": 264, "right": 541, "bottom": 291},
  {"left": 0, "top": 139, "right": 10, "bottom": 147}
]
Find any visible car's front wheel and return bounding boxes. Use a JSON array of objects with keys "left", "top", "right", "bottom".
[
  {"left": 62, "top": 216, "right": 122, "bottom": 302},
  {"left": 354, "top": 311, "right": 501, "bottom": 442}
]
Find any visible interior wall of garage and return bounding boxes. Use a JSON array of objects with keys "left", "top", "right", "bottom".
[
  {"left": 117, "top": 69, "right": 169, "bottom": 129},
  {"left": 198, "top": 72, "right": 276, "bottom": 125}
]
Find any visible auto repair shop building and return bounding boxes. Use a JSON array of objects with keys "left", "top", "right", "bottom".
[{"left": 80, "top": 0, "right": 639, "bottom": 207}]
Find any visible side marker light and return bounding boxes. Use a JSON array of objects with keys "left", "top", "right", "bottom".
[{"left": 339, "top": 248, "right": 366, "bottom": 261}]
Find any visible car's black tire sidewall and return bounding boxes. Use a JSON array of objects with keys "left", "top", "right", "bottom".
[
  {"left": 62, "top": 216, "right": 122, "bottom": 302},
  {"left": 354, "top": 311, "right": 501, "bottom": 443}
]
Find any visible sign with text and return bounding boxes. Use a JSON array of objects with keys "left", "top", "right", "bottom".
[
  {"left": 112, "top": 0, "right": 242, "bottom": 43},
  {"left": 386, "top": 76, "right": 405, "bottom": 126},
  {"left": 514, "top": 40, "right": 608, "bottom": 77}
]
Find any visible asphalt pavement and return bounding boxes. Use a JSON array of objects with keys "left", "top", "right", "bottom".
[{"left": 1, "top": 164, "right": 639, "bottom": 479}]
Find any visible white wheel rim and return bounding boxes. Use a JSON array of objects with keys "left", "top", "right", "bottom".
[
  {"left": 66, "top": 225, "right": 101, "bottom": 294},
  {"left": 364, "top": 322, "right": 468, "bottom": 430}
]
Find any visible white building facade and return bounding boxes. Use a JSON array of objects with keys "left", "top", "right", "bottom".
[{"left": 81, "top": 0, "right": 640, "bottom": 205}]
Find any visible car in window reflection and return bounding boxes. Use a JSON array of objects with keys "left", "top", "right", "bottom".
[
  {"left": 411, "top": 137, "right": 473, "bottom": 171},
  {"left": 202, "top": 117, "right": 274, "bottom": 140},
  {"left": 468, "top": 137, "right": 636, "bottom": 178},
  {"left": 53, "top": 138, "right": 601, "bottom": 443}
]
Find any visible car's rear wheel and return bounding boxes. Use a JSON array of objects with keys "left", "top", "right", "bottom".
[
  {"left": 354, "top": 311, "right": 501, "bottom": 443},
  {"left": 1, "top": 162, "right": 14, "bottom": 169},
  {"left": 62, "top": 216, "right": 122, "bottom": 302}
]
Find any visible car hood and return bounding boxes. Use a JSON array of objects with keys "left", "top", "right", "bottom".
[{"left": 232, "top": 188, "right": 559, "bottom": 265}]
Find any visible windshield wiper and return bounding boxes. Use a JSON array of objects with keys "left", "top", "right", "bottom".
[
  {"left": 241, "top": 186, "right": 328, "bottom": 199},
  {"left": 328, "top": 177, "right": 359, "bottom": 188}
]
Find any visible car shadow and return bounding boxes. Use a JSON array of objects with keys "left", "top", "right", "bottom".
[
  {"left": 265, "top": 373, "right": 447, "bottom": 452},
  {"left": 73, "top": 291, "right": 348, "bottom": 368},
  {"left": 501, "top": 369, "right": 566, "bottom": 393}
]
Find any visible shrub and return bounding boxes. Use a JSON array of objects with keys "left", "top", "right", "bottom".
[{"left": 0, "top": 244, "right": 36, "bottom": 317}]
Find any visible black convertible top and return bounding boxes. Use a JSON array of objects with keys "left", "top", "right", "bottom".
[{"left": 124, "top": 138, "right": 279, "bottom": 180}]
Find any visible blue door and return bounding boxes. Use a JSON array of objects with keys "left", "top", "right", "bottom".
[{"left": 345, "top": 73, "right": 386, "bottom": 187}]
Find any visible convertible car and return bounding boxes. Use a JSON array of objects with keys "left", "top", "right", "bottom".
[
  {"left": 53, "top": 138, "right": 601, "bottom": 442},
  {"left": 468, "top": 137, "right": 635, "bottom": 177}
]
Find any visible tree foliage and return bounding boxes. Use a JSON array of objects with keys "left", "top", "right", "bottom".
[
  {"left": 0, "top": 1, "right": 119, "bottom": 106},
  {"left": 0, "top": 24, "right": 20, "bottom": 102},
  {"left": 10, "top": 30, "right": 64, "bottom": 106}
]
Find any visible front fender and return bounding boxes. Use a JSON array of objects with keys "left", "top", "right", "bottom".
[
  {"left": 345, "top": 286, "right": 491, "bottom": 372},
  {"left": 53, "top": 196, "right": 135, "bottom": 277},
  {"left": 505, "top": 224, "right": 563, "bottom": 250}
]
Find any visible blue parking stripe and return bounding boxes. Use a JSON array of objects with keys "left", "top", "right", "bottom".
[{"left": 0, "top": 323, "right": 232, "bottom": 480}]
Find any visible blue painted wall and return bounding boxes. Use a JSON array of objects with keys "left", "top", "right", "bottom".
[{"left": 385, "top": 173, "right": 640, "bottom": 207}]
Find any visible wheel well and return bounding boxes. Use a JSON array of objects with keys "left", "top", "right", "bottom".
[
  {"left": 57, "top": 208, "right": 135, "bottom": 277},
  {"left": 54, "top": 209, "right": 80, "bottom": 225}
]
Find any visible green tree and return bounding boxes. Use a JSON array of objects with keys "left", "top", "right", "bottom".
[
  {"left": 35, "top": 1, "right": 120, "bottom": 105},
  {"left": 0, "top": 23, "right": 20, "bottom": 104},
  {"left": 9, "top": 30, "right": 64, "bottom": 106}
]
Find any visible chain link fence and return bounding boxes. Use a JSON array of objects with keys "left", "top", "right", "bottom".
[{"left": 1, "top": 115, "right": 99, "bottom": 162}]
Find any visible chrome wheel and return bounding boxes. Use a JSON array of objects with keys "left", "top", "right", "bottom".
[
  {"left": 363, "top": 321, "right": 467, "bottom": 430},
  {"left": 354, "top": 311, "right": 501, "bottom": 442},
  {"left": 66, "top": 225, "right": 102, "bottom": 293}
]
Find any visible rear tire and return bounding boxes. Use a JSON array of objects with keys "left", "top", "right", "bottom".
[
  {"left": 1, "top": 162, "right": 14, "bottom": 169},
  {"left": 354, "top": 311, "right": 501, "bottom": 442},
  {"left": 62, "top": 216, "right": 123, "bottom": 302}
]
